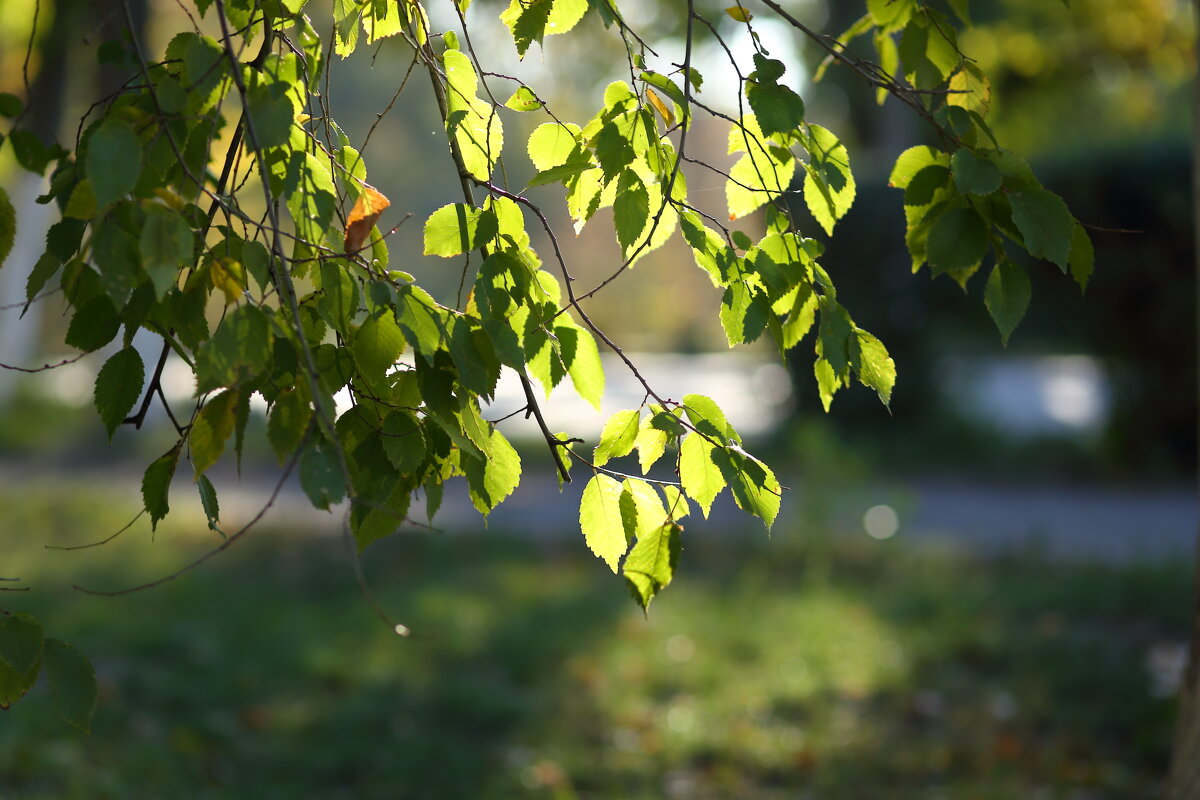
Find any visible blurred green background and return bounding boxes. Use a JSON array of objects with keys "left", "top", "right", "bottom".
[{"left": 0, "top": 486, "right": 1190, "bottom": 799}]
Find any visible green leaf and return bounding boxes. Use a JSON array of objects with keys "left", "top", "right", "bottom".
[
  {"left": 195, "top": 304, "right": 272, "bottom": 392},
  {"left": 191, "top": 389, "right": 239, "bottom": 478},
  {"left": 726, "top": 141, "right": 794, "bottom": 220},
  {"left": 462, "top": 428, "right": 522, "bottom": 515},
  {"left": 950, "top": 148, "right": 1001, "bottom": 196},
  {"left": 444, "top": 50, "right": 504, "bottom": 181},
  {"left": 899, "top": 12, "right": 960, "bottom": 87},
  {"left": 43, "top": 638, "right": 98, "bottom": 734},
  {"left": 720, "top": 280, "right": 770, "bottom": 346},
  {"left": 353, "top": 311, "right": 406, "bottom": 377},
  {"left": 803, "top": 124, "right": 855, "bottom": 236},
  {"left": 395, "top": 285, "right": 447, "bottom": 356},
  {"left": 142, "top": 445, "right": 180, "bottom": 529},
  {"left": 423, "top": 203, "right": 498, "bottom": 257},
  {"left": 267, "top": 389, "right": 312, "bottom": 462},
  {"left": 711, "top": 448, "right": 781, "bottom": 530},
  {"left": 500, "top": 0, "right": 588, "bottom": 56},
  {"left": 284, "top": 151, "right": 337, "bottom": 247},
  {"left": 557, "top": 322, "right": 604, "bottom": 410},
  {"left": 1068, "top": 223, "right": 1094, "bottom": 292},
  {"left": 300, "top": 439, "right": 347, "bottom": 511},
  {"left": 594, "top": 122, "right": 635, "bottom": 183},
  {"left": 593, "top": 408, "right": 640, "bottom": 467},
  {"left": 0, "top": 613, "right": 44, "bottom": 676},
  {"left": 634, "top": 410, "right": 671, "bottom": 473},
  {"left": 504, "top": 86, "right": 541, "bottom": 111},
  {"left": 623, "top": 522, "right": 681, "bottom": 610},
  {"left": 527, "top": 122, "right": 583, "bottom": 170},
  {"left": 65, "top": 295, "right": 120, "bottom": 353},
  {"left": 889, "top": 145, "right": 949, "bottom": 189},
  {"left": 0, "top": 185, "right": 14, "bottom": 269},
  {"left": 316, "top": 261, "right": 359, "bottom": 334},
  {"left": 139, "top": 208, "right": 194, "bottom": 298},
  {"left": 679, "top": 433, "right": 725, "bottom": 518},
  {"left": 197, "top": 474, "right": 221, "bottom": 533},
  {"left": 681, "top": 393, "right": 730, "bottom": 439},
  {"left": 579, "top": 474, "right": 628, "bottom": 572},
  {"left": 94, "top": 347, "right": 144, "bottom": 439},
  {"left": 0, "top": 92, "right": 22, "bottom": 118},
  {"left": 381, "top": 410, "right": 425, "bottom": 474},
  {"left": 245, "top": 82, "right": 294, "bottom": 149},
  {"left": 613, "top": 169, "right": 649, "bottom": 256},
  {"left": 927, "top": 205, "right": 989, "bottom": 275},
  {"left": 449, "top": 317, "right": 501, "bottom": 398},
  {"left": 621, "top": 478, "right": 668, "bottom": 541},
  {"left": 86, "top": 118, "right": 142, "bottom": 207},
  {"left": 91, "top": 218, "right": 141, "bottom": 306},
  {"left": 663, "top": 484, "right": 691, "bottom": 519},
  {"left": 746, "top": 61, "right": 804, "bottom": 138},
  {"left": 817, "top": 301, "right": 854, "bottom": 377},
  {"left": 850, "top": 329, "right": 896, "bottom": 406},
  {"left": 868, "top": 0, "right": 914, "bottom": 32},
  {"left": 1009, "top": 188, "right": 1074, "bottom": 271},
  {"left": 984, "top": 259, "right": 1031, "bottom": 345},
  {"left": 527, "top": 160, "right": 596, "bottom": 189}
]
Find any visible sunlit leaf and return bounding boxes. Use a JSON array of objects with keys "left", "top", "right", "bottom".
[{"left": 579, "top": 474, "right": 628, "bottom": 572}]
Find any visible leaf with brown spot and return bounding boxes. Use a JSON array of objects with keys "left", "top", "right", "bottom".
[{"left": 344, "top": 184, "right": 391, "bottom": 254}]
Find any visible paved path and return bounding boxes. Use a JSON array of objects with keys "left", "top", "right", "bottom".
[{"left": 5, "top": 461, "right": 1196, "bottom": 563}]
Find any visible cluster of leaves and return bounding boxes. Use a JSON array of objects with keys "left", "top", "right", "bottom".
[{"left": 0, "top": 0, "right": 1091, "bottom": 727}]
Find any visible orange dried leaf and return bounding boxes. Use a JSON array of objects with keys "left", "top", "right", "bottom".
[
  {"left": 344, "top": 184, "right": 391, "bottom": 254},
  {"left": 644, "top": 87, "right": 675, "bottom": 127}
]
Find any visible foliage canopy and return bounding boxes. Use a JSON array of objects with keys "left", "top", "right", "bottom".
[{"left": 0, "top": 0, "right": 1093, "bottom": 730}]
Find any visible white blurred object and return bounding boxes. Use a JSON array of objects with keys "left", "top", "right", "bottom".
[
  {"left": 484, "top": 352, "right": 793, "bottom": 441},
  {"left": 939, "top": 354, "right": 1111, "bottom": 436}
]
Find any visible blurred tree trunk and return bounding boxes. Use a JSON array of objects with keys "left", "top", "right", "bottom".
[
  {"left": 0, "top": 0, "right": 145, "bottom": 400},
  {"left": 1165, "top": 1, "right": 1200, "bottom": 796}
]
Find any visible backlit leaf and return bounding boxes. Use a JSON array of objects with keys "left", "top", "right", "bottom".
[
  {"left": 803, "top": 124, "right": 855, "bottom": 236},
  {"left": 850, "top": 329, "right": 896, "bottom": 406},
  {"left": 579, "top": 474, "right": 628, "bottom": 572},
  {"left": 623, "top": 521, "right": 681, "bottom": 610},
  {"left": 463, "top": 427, "right": 522, "bottom": 515},
  {"left": 423, "top": 203, "right": 497, "bottom": 257},
  {"left": 613, "top": 169, "right": 649, "bottom": 255},
  {"left": 504, "top": 86, "right": 542, "bottom": 111},
  {"left": 679, "top": 434, "right": 725, "bottom": 517},
  {"left": 594, "top": 408, "right": 640, "bottom": 467},
  {"left": 444, "top": 49, "right": 504, "bottom": 181}
]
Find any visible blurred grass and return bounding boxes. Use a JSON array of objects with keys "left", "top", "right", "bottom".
[{"left": 0, "top": 485, "right": 1189, "bottom": 799}]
